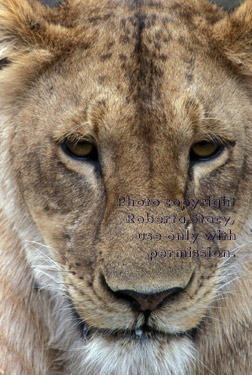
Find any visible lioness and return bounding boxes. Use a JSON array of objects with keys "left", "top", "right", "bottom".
[{"left": 0, "top": 0, "right": 251, "bottom": 374}]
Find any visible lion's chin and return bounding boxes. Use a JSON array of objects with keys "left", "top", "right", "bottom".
[
  {"left": 68, "top": 307, "right": 197, "bottom": 374},
  {"left": 66, "top": 332, "right": 196, "bottom": 375},
  {"left": 64, "top": 314, "right": 197, "bottom": 375}
]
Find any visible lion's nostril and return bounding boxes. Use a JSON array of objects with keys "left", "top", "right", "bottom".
[
  {"left": 114, "top": 287, "right": 184, "bottom": 311},
  {"left": 101, "top": 274, "right": 187, "bottom": 311}
]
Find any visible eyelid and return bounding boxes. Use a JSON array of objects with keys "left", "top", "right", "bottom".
[{"left": 192, "top": 135, "right": 235, "bottom": 147}]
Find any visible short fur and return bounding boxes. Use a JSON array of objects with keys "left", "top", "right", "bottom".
[{"left": 0, "top": 0, "right": 251, "bottom": 374}]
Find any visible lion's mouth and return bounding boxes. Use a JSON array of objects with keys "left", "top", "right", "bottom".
[
  {"left": 72, "top": 308, "right": 198, "bottom": 342},
  {"left": 80, "top": 322, "right": 169, "bottom": 341}
]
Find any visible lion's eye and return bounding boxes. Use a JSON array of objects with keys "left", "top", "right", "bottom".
[
  {"left": 62, "top": 140, "right": 98, "bottom": 161},
  {"left": 190, "top": 141, "right": 223, "bottom": 162}
]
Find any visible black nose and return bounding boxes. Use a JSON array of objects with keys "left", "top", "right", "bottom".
[{"left": 114, "top": 287, "right": 184, "bottom": 311}]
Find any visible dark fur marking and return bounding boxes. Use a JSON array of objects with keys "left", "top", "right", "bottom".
[
  {"left": 180, "top": 11, "right": 192, "bottom": 22},
  {"left": 120, "top": 61, "right": 126, "bottom": 70},
  {"left": 107, "top": 41, "right": 114, "bottom": 49},
  {"left": 134, "top": 12, "right": 164, "bottom": 101},
  {"left": 163, "top": 35, "right": 172, "bottom": 43},
  {"left": 128, "top": 11, "right": 165, "bottom": 177},
  {"left": 188, "top": 58, "right": 195, "bottom": 66},
  {"left": 65, "top": 234, "right": 71, "bottom": 241},
  {"left": 34, "top": 282, "right": 41, "bottom": 290},
  {"left": 119, "top": 35, "right": 130, "bottom": 44},
  {"left": 0, "top": 57, "right": 11, "bottom": 70},
  {"left": 88, "top": 13, "right": 113, "bottom": 24},
  {"left": 160, "top": 54, "right": 168, "bottom": 61},
  {"left": 133, "top": 14, "right": 146, "bottom": 52},
  {"left": 161, "top": 16, "right": 176, "bottom": 25},
  {"left": 128, "top": 16, "right": 135, "bottom": 26},
  {"left": 97, "top": 99, "right": 106, "bottom": 106},
  {"left": 119, "top": 54, "right": 127, "bottom": 61},
  {"left": 178, "top": 36, "right": 186, "bottom": 44},
  {"left": 154, "top": 42, "right": 161, "bottom": 50},
  {"left": 126, "top": 0, "right": 162, "bottom": 11},
  {"left": 121, "top": 18, "right": 126, "bottom": 27},
  {"left": 29, "top": 23, "right": 41, "bottom": 31},
  {"left": 150, "top": 14, "right": 157, "bottom": 25},
  {"left": 100, "top": 53, "right": 112, "bottom": 60},
  {"left": 99, "top": 75, "right": 106, "bottom": 84},
  {"left": 186, "top": 73, "right": 193, "bottom": 82}
]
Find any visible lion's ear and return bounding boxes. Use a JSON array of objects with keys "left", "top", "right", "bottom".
[
  {"left": 213, "top": 0, "right": 252, "bottom": 76},
  {"left": 0, "top": 0, "right": 86, "bottom": 69},
  {"left": 0, "top": 0, "right": 48, "bottom": 64}
]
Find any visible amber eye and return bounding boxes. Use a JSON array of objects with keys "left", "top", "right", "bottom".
[
  {"left": 190, "top": 141, "right": 223, "bottom": 162},
  {"left": 62, "top": 140, "right": 98, "bottom": 161}
]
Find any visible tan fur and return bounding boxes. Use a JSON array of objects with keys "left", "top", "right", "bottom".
[{"left": 0, "top": 0, "right": 251, "bottom": 374}]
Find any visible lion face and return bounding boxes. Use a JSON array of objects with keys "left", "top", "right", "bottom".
[{"left": 0, "top": 0, "right": 252, "bottom": 374}]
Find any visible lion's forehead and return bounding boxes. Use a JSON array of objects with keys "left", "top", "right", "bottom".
[
  {"left": 34, "top": 12, "right": 211, "bottom": 140},
  {"left": 80, "top": 3, "right": 209, "bottom": 90},
  {"left": 35, "top": 1, "right": 236, "bottom": 143}
]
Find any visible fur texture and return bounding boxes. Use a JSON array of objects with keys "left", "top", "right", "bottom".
[{"left": 0, "top": 0, "right": 251, "bottom": 374}]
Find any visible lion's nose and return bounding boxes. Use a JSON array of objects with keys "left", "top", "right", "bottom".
[{"left": 114, "top": 287, "right": 184, "bottom": 311}]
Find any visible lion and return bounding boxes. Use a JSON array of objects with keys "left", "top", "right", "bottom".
[{"left": 0, "top": 0, "right": 251, "bottom": 374}]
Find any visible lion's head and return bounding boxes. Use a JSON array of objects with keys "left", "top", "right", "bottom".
[{"left": 0, "top": 0, "right": 251, "bottom": 374}]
